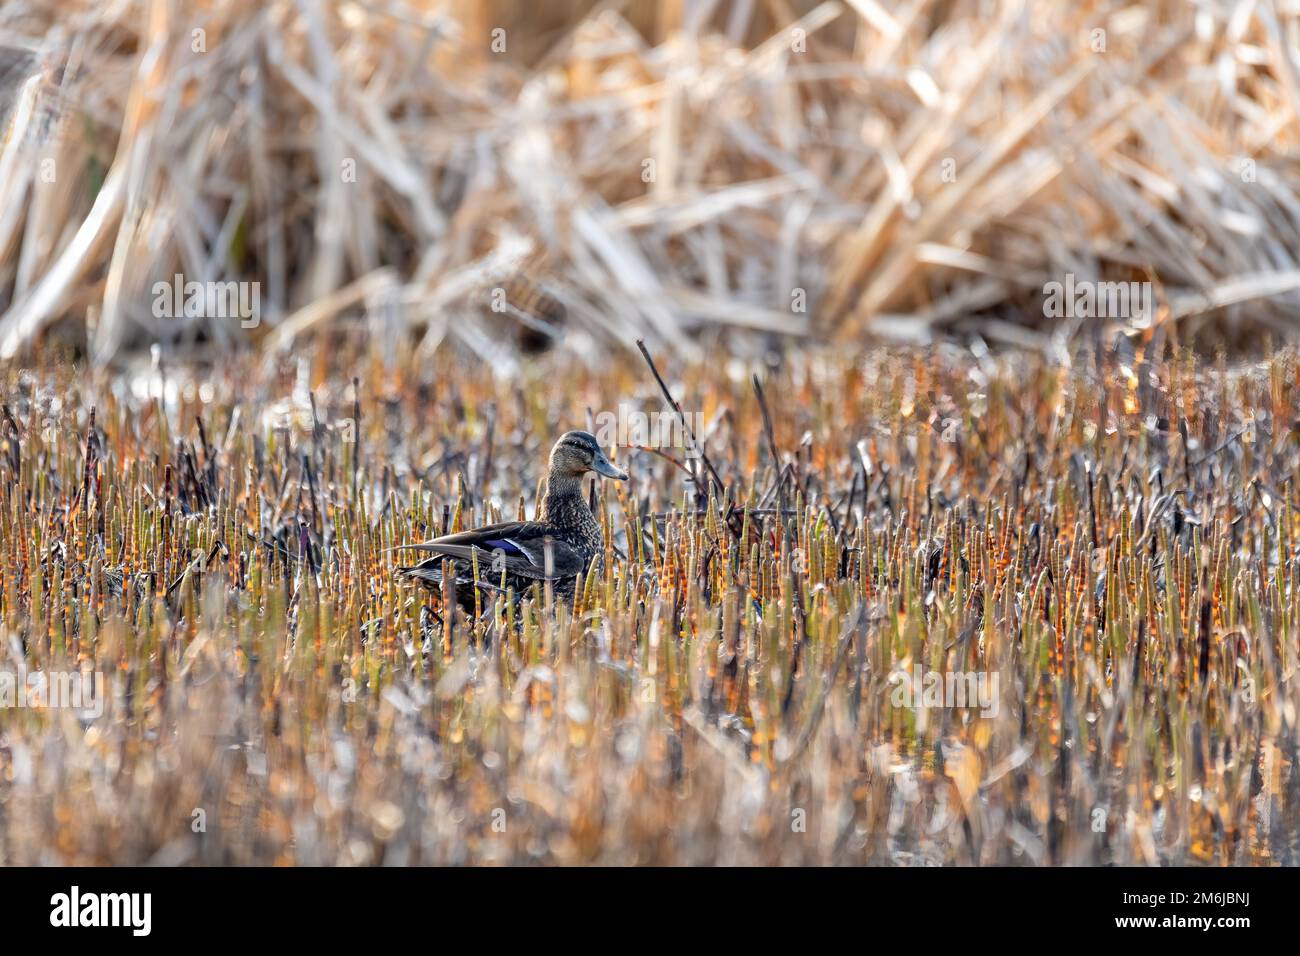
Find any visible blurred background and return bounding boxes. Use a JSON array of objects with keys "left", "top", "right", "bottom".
[{"left": 2, "top": 0, "right": 1299, "bottom": 365}]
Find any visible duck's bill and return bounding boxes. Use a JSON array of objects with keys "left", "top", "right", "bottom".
[{"left": 593, "top": 452, "right": 629, "bottom": 481}]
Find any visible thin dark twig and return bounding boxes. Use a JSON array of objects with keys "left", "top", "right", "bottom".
[{"left": 636, "top": 339, "right": 741, "bottom": 539}]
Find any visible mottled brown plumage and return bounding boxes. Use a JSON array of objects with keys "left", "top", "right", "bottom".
[{"left": 397, "top": 430, "right": 627, "bottom": 609}]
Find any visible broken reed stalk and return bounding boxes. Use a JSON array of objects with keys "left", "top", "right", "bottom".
[{"left": 636, "top": 337, "right": 742, "bottom": 538}]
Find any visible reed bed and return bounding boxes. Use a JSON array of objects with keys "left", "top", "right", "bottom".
[
  {"left": 0, "top": 338, "right": 1297, "bottom": 865},
  {"left": 4, "top": 0, "right": 1300, "bottom": 362}
]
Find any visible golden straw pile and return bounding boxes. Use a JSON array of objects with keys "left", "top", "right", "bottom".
[{"left": 2, "top": 0, "right": 1300, "bottom": 361}]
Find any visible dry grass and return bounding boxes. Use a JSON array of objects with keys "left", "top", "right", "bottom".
[
  {"left": 0, "top": 338, "right": 1297, "bottom": 865},
  {"left": 3, "top": 1, "right": 1300, "bottom": 362}
]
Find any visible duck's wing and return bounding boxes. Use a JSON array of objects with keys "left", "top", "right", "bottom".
[
  {"left": 448, "top": 521, "right": 557, "bottom": 550},
  {"left": 397, "top": 521, "right": 585, "bottom": 581},
  {"left": 395, "top": 520, "right": 541, "bottom": 552}
]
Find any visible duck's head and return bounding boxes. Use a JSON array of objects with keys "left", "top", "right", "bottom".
[{"left": 550, "top": 430, "right": 628, "bottom": 481}]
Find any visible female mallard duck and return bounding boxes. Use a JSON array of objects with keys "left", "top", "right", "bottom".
[{"left": 397, "top": 430, "right": 628, "bottom": 608}]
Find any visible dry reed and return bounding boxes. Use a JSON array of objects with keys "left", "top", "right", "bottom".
[{"left": 2, "top": 1, "right": 1300, "bottom": 361}]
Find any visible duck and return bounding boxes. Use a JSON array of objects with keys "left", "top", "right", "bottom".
[{"left": 396, "top": 430, "right": 628, "bottom": 609}]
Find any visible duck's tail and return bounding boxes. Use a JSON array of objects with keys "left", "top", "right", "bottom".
[
  {"left": 396, "top": 562, "right": 508, "bottom": 594},
  {"left": 397, "top": 562, "right": 441, "bottom": 585}
]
